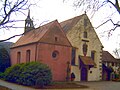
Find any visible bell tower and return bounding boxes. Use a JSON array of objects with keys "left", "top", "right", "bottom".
[{"left": 24, "top": 9, "right": 34, "bottom": 33}]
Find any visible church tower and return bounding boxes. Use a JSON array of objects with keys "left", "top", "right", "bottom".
[{"left": 24, "top": 9, "right": 34, "bottom": 33}]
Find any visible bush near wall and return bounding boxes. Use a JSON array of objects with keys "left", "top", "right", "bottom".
[{"left": 0, "top": 62, "right": 52, "bottom": 87}]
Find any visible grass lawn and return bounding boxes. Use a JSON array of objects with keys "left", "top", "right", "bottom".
[{"left": 34, "top": 81, "right": 89, "bottom": 89}]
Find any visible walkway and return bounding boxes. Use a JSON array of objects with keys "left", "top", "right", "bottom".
[
  {"left": 77, "top": 81, "right": 120, "bottom": 90},
  {"left": 0, "top": 80, "right": 92, "bottom": 90},
  {"left": 1, "top": 80, "right": 120, "bottom": 90}
]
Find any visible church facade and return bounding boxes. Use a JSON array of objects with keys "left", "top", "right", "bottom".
[{"left": 60, "top": 14, "right": 103, "bottom": 81}]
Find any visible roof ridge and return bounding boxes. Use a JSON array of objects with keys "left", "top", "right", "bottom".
[
  {"left": 60, "top": 14, "right": 85, "bottom": 23},
  {"left": 60, "top": 14, "right": 85, "bottom": 33},
  {"left": 11, "top": 20, "right": 58, "bottom": 48}
]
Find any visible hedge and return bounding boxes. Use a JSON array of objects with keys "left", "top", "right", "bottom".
[{"left": 0, "top": 62, "right": 52, "bottom": 87}]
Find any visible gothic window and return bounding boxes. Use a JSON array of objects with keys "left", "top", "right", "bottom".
[
  {"left": 17, "top": 52, "right": 21, "bottom": 64},
  {"left": 82, "top": 43, "right": 88, "bottom": 56},
  {"left": 71, "top": 48, "right": 76, "bottom": 65},
  {"left": 26, "top": 50, "right": 31, "bottom": 62},
  {"left": 83, "top": 31, "right": 87, "bottom": 38},
  {"left": 91, "top": 51, "right": 95, "bottom": 60}
]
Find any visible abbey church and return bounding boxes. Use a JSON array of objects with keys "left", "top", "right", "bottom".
[{"left": 10, "top": 10, "right": 103, "bottom": 81}]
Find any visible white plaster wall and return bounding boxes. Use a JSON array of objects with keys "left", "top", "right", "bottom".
[
  {"left": 66, "top": 14, "right": 103, "bottom": 81},
  {"left": 71, "top": 66, "right": 80, "bottom": 81}
]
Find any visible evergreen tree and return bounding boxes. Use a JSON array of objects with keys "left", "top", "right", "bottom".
[{"left": 0, "top": 47, "right": 11, "bottom": 72}]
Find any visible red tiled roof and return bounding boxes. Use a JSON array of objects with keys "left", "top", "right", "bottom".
[
  {"left": 102, "top": 51, "right": 119, "bottom": 63},
  {"left": 60, "top": 14, "right": 85, "bottom": 33},
  {"left": 11, "top": 20, "right": 72, "bottom": 48},
  {"left": 80, "top": 56, "right": 96, "bottom": 66}
]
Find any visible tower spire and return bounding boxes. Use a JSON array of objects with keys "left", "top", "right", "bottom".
[
  {"left": 24, "top": 9, "right": 34, "bottom": 33},
  {"left": 28, "top": 9, "right": 30, "bottom": 18}
]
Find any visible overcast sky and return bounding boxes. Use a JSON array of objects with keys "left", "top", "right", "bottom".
[{"left": 0, "top": 0, "right": 120, "bottom": 56}]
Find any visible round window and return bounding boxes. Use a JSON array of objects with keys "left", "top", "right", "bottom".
[{"left": 52, "top": 51, "right": 59, "bottom": 59}]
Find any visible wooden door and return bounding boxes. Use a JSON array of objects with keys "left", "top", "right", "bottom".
[{"left": 81, "top": 67, "right": 87, "bottom": 81}]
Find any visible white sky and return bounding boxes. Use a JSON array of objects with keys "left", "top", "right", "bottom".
[{"left": 0, "top": 0, "right": 120, "bottom": 57}]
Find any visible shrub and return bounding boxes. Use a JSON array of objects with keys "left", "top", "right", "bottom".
[
  {"left": 0, "top": 72, "right": 5, "bottom": 79},
  {"left": 3, "top": 62, "right": 52, "bottom": 87},
  {"left": 3, "top": 63, "right": 24, "bottom": 82}
]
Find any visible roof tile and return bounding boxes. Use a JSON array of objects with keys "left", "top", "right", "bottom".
[{"left": 102, "top": 51, "right": 119, "bottom": 63}]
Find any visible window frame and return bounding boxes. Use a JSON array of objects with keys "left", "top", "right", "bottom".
[
  {"left": 91, "top": 51, "right": 95, "bottom": 60},
  {"left": 26, "top": 50, "right": 31, "bottom": 62},
  {"left": 52, "top": 50, "right": 59, "bottom": 59},
  {"left": 83, "top": 31, "right": 87, "bottom": 38},
  {"left": 17, "top": 52, "right": 21, "bottom": 64},
  {"left": 71, "top": 48, "right": 76, "bottom": 65}
]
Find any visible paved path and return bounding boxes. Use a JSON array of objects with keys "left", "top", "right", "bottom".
[
  {"left": 77, "top": 81, "right": 120, "bottom": 90},
  {"left": 2, "top": 80, "right": 119, "bottom": 90},
  {"left": 0, "top": 80, "right": 38, "bottom": 90},
  {"left": 0, "top": 80, "right": 92, "bottom": 90}
]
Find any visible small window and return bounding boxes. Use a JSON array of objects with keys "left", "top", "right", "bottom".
[
  {"left": 26, "top": 50, "right": 31, "bottom": 62},
  {"left": 84, "top": 18, "right": 87, "bottom": 27},
  {"left": 83, "top": 31, "right": 87, "bottom": 38},
  {"left": 71, "top": 48, "right": 76, "bottom": 65},
  {"left": 112, "top": 62, "right": 114, "bottom": 66},
  {"left": 55, "top": 37, "right": 58, "bottom": 42},
  {"left": 17, "top": 52, "right": 21, "bottom": 64},
  {"left": 52, "top": 51, "right": 59, "bottom": 59},
  {"left": 91, "top": 51, "right": 95, "bottom": 60}
]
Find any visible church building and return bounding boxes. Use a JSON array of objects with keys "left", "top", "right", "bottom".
[
  {"left": 60, "top": 14, "right": 103, "bottom": 81},
  {"left": 10, "top": 10, "right": 72, "bottom": 81}
]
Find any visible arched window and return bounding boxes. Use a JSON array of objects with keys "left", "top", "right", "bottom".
[
  {"left": 83, "top": 31, "right": 87, "bottom": 38},
  {"left": 26, "top": 50, "right": 31, "bottom": 62},
  {"left": 17, "top": 52, "right": 21, "bottom": 64},
  {"left": 82, "top": 43, "right": 88, "bottom": 56}
]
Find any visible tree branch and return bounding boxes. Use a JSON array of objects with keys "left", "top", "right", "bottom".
[
  {"left": 0, "top": 33, "right": 24, "bottom": 42},
  {"left": 107, "top": 0, "right": 120, "bottom": 14},
  {"left": 96, "top": 19, "right": 120, "bottom": 30},
  {"left": 0, "top": 0, "right": 28, "bottom": 26}
]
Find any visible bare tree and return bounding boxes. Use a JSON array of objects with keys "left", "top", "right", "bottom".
[
  {"left": 113, "top": 48, "right": 120, "bottom": 58},
  {"left": 73, "top": 0, "right": 120, "bottom": 16},
  {"left": 67, "top": 0, "right": 120, "bottom": 31},
  {"left": 0, "top": 0, "right": 38, "bottom": 42},
  {"left": 0, "top": 0, "right": 29, "bottom": 29}
]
